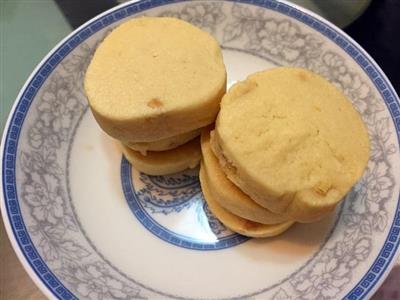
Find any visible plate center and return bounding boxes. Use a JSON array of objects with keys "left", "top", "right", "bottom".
[{"left": 121, "top": 158, "right": 249, "bottom": 250}]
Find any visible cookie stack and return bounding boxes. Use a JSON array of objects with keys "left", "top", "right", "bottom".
[
  {"left": 199, "top": 67, "right": 370, "bottom": 237},
  {"left": 85, "top": 16, "right": 370, "bottom": 239},
  {"left": 85, "top": 17, "right": 226, "bottom": 175}
]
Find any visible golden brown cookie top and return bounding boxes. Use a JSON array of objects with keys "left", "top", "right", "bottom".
[
  {"left": 214, "top": 67, "right": 370, "bottom": 214},
  {"left": 85, "top": 17, "right": 226, "bottom": 142}
]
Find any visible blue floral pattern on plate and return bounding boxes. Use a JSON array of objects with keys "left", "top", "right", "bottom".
[{"left": 121, "top": 157, "right": 248, "bottom": 250}]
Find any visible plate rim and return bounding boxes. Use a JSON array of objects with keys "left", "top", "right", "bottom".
[{"left": 1, "top": 0, "right": 399, "bottom": 299}]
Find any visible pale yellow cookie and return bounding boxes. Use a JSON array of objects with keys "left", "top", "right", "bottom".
[
  {"left": 201, "top": 130, "right": 290, "bottom": 224},
  {"left": 122, "top": 138, "right": 201, "bottom": 175},
  {"left": 125, "top": 127, "right": 202, "bottom": 155},
  {"left": 212, "top": 67, "right": 370, "bottom": 221},
  {"left": 85, "top": 17, "right": 226, "bottom": 143},
  {"left": 199, "top": 166, "right": 294, "bottom": 238}
]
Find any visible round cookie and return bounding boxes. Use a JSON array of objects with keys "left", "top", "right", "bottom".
[
  {"left": 125, "top": 127, "right": 202, "bottom": 155},
  {"left": 213, "top": 67, "right": 370, "bottom": 221},
  {"left": 199, "top": 166, "right": 294, "bottom": 238},
  {"left": 122, "top": 138, "right": 201, "bottom": 175},
  {"left": 85, "top": 17, "right": 226, "bottom": 143},
  {"left": 201, "top": 130, "right": 290, "bottom": 224}
]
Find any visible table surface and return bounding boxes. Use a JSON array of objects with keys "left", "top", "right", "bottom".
[{"left": 0, "top": 0, "right": 399, "bottom": 299}]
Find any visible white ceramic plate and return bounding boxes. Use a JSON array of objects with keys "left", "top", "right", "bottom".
[{"left": 1, "top": 1, "right": 400, "bottom": 299}]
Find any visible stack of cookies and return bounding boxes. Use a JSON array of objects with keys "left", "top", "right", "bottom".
[
  {"left": 84, "top": 17, "right": 226, "bottom": 175},
  {"left": 85, "top": 16, "right": 370, "bottom": 239},
  {"left": 199, "top": 68, "right": 370, "bottom": 237}
]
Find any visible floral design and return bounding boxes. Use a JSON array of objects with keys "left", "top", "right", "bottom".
[
  {"left": 272, "top": 288, "right": 292, "bottom": 300},
  {"left": 160, "top": 2, "right": 225, "bottom": 33},
  {"left": 255, "top": 20, "right": 306, "bottom": 61},
  {"left": 291, "top": 236, "right": 372, "bottom": 299},
  {"left": 20, "top": 49, "right": 89, "bottom": 265},
  {"left": 318, "top": 52, "right": 384, "bottom": 116},
  {"left": 135, "top": 171, "right": 200, "bottom": 214},
  {"left": 24, "top": 173, "right": 64, "bottom": 224},
  {"left": 349, "top": 161, "right": 393, "bottom": 229},
  {"left": 63, "top": 44, "right": 93, "bottom": 90},
  {"left": 223, "top": 4, "right": 323, "bottom": 68},
  {"left": 202, "top": 200, "right": 230, "bottom": 237},
  {"left": 148, "top": 172, "right": 199, "bottom": 189},
  {"left": 28, "top": 72, "right": 82, "bottom": 149},
  {"left": 295, "top": 258, "right": 350, "bottom": 299},
  {"left": 62, "top": 29, "right": 112, "bottom": 90},
  {"left": 135, "top": 187, "right": 198, "bottom": 214},
  {"left": 29, "top": 223, "right": 90, "bottom": 261},
  {"left": 368, "top": 117, "right": 397, "bottom": 161},
  {"left": 57, "top": 260, "right": 144, "bottom": 300}
]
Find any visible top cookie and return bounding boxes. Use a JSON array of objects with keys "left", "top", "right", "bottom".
[
  {"left": 212, "top": 67, "right": 370, "bottom": 217},
  {"left": 85, "top": 17, "right": 226, "bottom": 142}
]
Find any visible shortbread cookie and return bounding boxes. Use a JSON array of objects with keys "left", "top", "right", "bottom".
[
  {"left": 85, "top": 17, "right": 226, "bottom": 143},
  {"left": 199, "top": 166, "right": 294, "bottom": 238},
  {"left": 122, "top": 138, "right": 201, "bottom": 175},
  {"left": 212, "top": 67, "right": 370, "bottom": 221},
  {"left": 125, "top": 127, "right": 202, "bottom": 155},
  {"left": 201, "top": 130, "right": 290, "bottom": 224}
]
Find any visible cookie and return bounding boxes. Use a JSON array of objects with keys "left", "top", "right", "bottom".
[
  {"left": 85, "top": 17, "right": 226, "bottom": 143},
  {"left": 199, "top": 166, "right": 294, "bottom": 238},
  {"left": 201, "top": 129, "right": 290, "bottom": 224},
  {"left": 122, "top": 137, "right": 201, "bottom": 175},
  {"left": 212, "top": 67, "right": 370, "bottom": 221},
  {"left": 125, "top": 127, "right": 202, "bottom": 155}
]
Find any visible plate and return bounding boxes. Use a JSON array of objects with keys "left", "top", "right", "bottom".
[{"left": 1, "top": 0, "right": 400, "bottom": 299}]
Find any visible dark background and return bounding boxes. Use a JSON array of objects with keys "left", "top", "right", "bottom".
[{"left": 345, "top": 0, "right": 400, "bottom": 93}]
